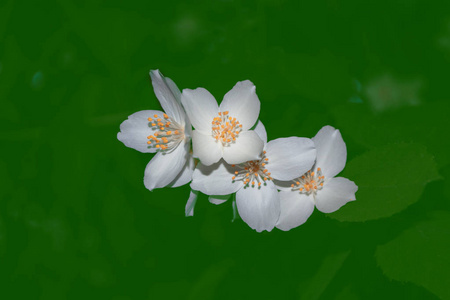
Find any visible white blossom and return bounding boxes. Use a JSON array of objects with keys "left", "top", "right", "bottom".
[
  {"left": 276, "top": 126, "right": 358, "bottom": 231},
  {"left": 181, "top": 80, "right": 264, "bottom": 166},
  {"left": 117, "top": 70, "right": 194, "bottom": 191}
]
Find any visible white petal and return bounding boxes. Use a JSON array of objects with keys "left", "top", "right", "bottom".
[
  {"left": 191, "top": 130, "right": 222, "bottom": 166},
  {"left": 276, "top": 191, "right": 315, "bottom": 231},
  {"left": 185, "top": 190, "right": 199, "bottom": 217},
  {"left": 183, "top": 110, "right": 193, "bottom": 139},
  {"left": 219, "top": 80, "right": 260, "bottom": 130},
  {"left": 143, "top": 140, "right": 188, "bottom": 191},
  {"left": 181, "top": 87, "right": 218, "bottom": 132},
  {"left": 265, "top": 137, "right": 316, "bottom": 181},
  {"left": 235, "top": 181, "right": 280, "bottom": 232},
  {"left": 209, "top": 194, "right": 231, "bottom": 205},
  {"left": 315, "top": 177, "right": 358, "bottom": 213},
  {"left": 117, "top": 110, "right": 163, "bottom": 153},
  {"left": 169, "top": 145, "right": 194, "bottom": 188},
  {"left": 164, "top": 77, "right": 182, "bottom": 102},
  {"left": 190, "top": 160, "right": 242, "bottom": 196},
  {"left": 150, "top": 70, "right": 185, "bottom": 124},
  {"left": 253, "top": 120, "right": 267, "bottom": 144},
  {"left": 312, "top": 125, "right": 347, "bottom": 178},
  {"left": 222, "top": 130, "right": 264, "bottom": 164}
]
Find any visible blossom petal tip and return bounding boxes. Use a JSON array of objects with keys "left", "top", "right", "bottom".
[{"left": 149, "top": 69, "right": 161, "bottom": 80}]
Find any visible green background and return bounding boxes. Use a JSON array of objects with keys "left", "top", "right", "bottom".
[{"left": 1, "top": 0, "right": 450, "bottom": 299}]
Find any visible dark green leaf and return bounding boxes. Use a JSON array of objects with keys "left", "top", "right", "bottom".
[
  {"left": 329, "top": 143, "right": 440, "bottom": 222},
  {"left": 376, "top": 211, "right": 450, "bottom": 300}
]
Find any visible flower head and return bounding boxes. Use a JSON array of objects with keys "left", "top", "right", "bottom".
[
  {"left": 191, "top": 122, "right": 316, "bottom": 232},
  {"left": 181, "top": 80, "right": 264, "bottom": 166},
  {"left": 275, "top": 126, "right": 358, "bottom": 231},
  {"left": 117, "top": 70, "right": 194, "bottom": 190}
]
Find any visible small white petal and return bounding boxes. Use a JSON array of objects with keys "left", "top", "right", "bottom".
[
  {"left": 232, "top": 199, "right": 239, "bottom": 222},
  {"left": 253, "top": 120, "right": 267, "bottom": 144},
  {"left": 236, "top": 181, "right": 280, "bottom": 232},
  {"left": 150, "top": 70, "right": 185, "bottom": 124},
  {"left": 276, "top": 191, "right": 315, "bottom": 231},
  {"left": 191, "top": 130, "right": 222, "bottom": 166},
  {"left": 315, "top": 177, "right": 358, "bottom": 213},
  {"left": 265, "top": 137, "right": 316, "bottom": 181},
  {"left": 312, "top": 125, "right": 347, "bottom": 178},
  {"left": 185, "top": 190, "right": 199, "bottom": 217},
  {"left": 169, "top": 144, "right": 194, "bottom": 188},
  {"left": 190, "top": 160, "right": 242, "bottom": 196},
  {"left": 209, "top": 194, "right": 231, "bottom": 205},
  {"left": 273, "top": 179, "right": 296, "bottom": 191},
  {"left": 219, "top": 80, "right": 260, "bottom": 130},
  {"left": 222, "top": 130, "right": 264, "bottom": 164},
  {"left": 143, "top": 140, "right": 188, "bottom": 191},
  {"left": 181, "top": 87, "right": 219, "bottom": 132},
  {"left": 117, "top": 110, "right": 163, "bottom": 153}
]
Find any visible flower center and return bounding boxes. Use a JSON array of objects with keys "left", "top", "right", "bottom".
[
  {"left": 147, "top": 113, "right": 184, "bottom": 151},
  {"left": 211, "top": 111, "right": 242, "bottom": 147},
  {"left": 291, "top": 168, "right": 325, "bottom": 195},
  {"left": 231, "top": 151, "right": 272, "bottom": 188}
]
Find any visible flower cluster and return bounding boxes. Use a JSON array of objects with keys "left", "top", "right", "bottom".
[{"left": 118, "top": 70, "right": 358, "bottom": 232}]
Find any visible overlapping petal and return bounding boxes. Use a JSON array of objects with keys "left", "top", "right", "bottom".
[
  {"left": 236, "top": 181, "right": 280, "bottom": 232},
  {"left": 265, "top": 137, "right": 316, "bottom": 181},
  {"left": 276, "top": 192, "right": 315, "bottom": 231},
  {"left": 222, "top": 131, "right": 264, "bottom": 164},
  {"left": 181, "top": 88, "right": 219, "bottom": 132},
  {"left": 312, "top": 126, "right": 347, "bottom": 178},
  {"left": 209, "top": 194, "right": 231, "bottom": 205},
  {"left": 191, "top": 130, "right": 222, "bottom": 166},
  {"left": 150, "top": 70, "right": 185, "bottom": 124},
  {"left": 169, "top": 151, "right": 195, "bottom": 188},
  {"left": 144, "top": 140, "right": 188, "bottom": 191},
  {"left": 117, "top": 110, "right": 163, "bottom": 153},
  {"left": 315, "top": 177, "right": 358, "bottom": 213},
  {"left": 253, "top": 120, "right": 267, "bottom": 144},
  {"left": 191, "top": 160, "right": 242, "bottom": 196},
  {"left": 220, "top": 80, "right": 260, "bottom": 130}
]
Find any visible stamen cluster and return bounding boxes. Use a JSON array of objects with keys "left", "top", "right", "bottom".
[
  {"left": 231, "top": 151, "right": 272, "bottom": 188},
  {"left": 147, "top": 113, "right": 184, "bottom": 151},
  {"left": 291, "top": 168, "right": 325, "bottom": 195},
  {"left": 212, "top": 111, "right": 243, "bottom": 147}
]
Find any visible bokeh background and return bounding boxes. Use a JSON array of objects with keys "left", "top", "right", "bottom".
[{"left": 1, "top": 0, "right": 450, "bottom": 299}]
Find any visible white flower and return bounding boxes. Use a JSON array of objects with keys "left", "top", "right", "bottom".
[
  {"left": 190, "top": 122, "right": 316, "bottom": 232},
  {"left": 117, "top": 70, "right": 194, "bottom": 191},
  {"left": 275, "top": 126, "right": 358, "bottom": 231},
  {"left": 181, "top": 80, "right": 264, "bottom": 166}
]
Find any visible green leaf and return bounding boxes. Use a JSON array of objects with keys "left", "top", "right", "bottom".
[
  {"left": 329, "top": 143, "right": 440, "bottom": 222},
  {"left": 376, "top": 211, "right": 450, "bottom": 300}
]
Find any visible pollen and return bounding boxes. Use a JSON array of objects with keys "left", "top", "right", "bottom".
[
  {"left": 211, "top": 111, "right": 242, "bottom": 147},
  {"left": 291, "top": 168, "right": 325, "bottom": 195}
]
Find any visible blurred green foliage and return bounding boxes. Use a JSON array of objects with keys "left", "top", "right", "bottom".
[{"left": 0, "top": 0, "right": 449, "bottom": 299}]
